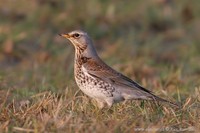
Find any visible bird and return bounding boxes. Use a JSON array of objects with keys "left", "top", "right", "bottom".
[{"left": 59, "top": 30, "right": 178, "bottom": 109}]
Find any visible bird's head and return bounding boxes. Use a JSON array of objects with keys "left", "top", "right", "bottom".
[
  {"left": 59, "top": 30, "right": 98, "bottom": 58},
  {"left": 59, "top": 30, "right": 89, "bottom": 48}
]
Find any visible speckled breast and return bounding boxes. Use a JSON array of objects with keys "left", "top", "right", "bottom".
[{"left": 74, "top": 68, "right": 114, "bottom": 99}]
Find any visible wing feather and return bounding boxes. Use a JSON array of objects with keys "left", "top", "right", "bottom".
[{"left": 83, "top": 58, "right": 151, "bottom": 93}]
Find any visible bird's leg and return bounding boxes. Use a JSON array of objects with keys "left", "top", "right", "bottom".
[
  {"left": 122, "top": 99, "right": 128, "bottom": 105},
  {"left": 105, "top": 98, "right": 114, "bottom": 108},
  {"left": 95, "top": 99, "right": 105, "bottom": 109}
]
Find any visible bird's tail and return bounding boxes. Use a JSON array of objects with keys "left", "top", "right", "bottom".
[{"left": 151, "top": 94, "right": 180, "bottom": 108}]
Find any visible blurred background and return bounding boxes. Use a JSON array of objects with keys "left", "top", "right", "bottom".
[{"left": 0, "top": 0, "right": 200, "bottom": 100}]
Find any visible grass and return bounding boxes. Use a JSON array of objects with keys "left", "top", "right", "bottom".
[{"left": 0, "top": 0, "right": 200, "bottom": 132}]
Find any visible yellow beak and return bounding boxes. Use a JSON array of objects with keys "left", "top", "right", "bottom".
[{"left": 59, "top": 33, "right": 70, "bottom": 38}]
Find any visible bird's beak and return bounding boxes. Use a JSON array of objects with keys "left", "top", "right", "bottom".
[{"left": 59, "top": 33, "right": 70, "bottom": 38}]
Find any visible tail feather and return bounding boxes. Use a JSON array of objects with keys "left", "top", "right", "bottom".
[{"left": 151, "top": 94, "right": 180, "bottom": 108}]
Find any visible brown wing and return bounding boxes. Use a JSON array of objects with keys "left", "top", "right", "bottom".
[{"left": 82, "top": 58, "right": 152, "bottom": 93}]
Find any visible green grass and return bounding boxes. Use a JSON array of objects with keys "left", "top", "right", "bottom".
[{"left": 0, "top": 0, "right": 200, "bottom": 132}]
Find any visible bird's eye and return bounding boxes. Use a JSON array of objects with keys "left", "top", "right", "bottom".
[{"left": 73, "top": 33, "right": 80, "bottom": 38}]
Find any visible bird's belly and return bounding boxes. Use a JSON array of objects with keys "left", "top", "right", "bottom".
[
  {"left": 75, "top": 77, "right": 125, "bottom": 103},
  {"left": 78, "top": 82, "right": 104, "bottom": 99},
  {"left": 76, "top": 80, "right": 112, "bottom": 98},
  {"left": 75, "top": 75, "right": 114, "bottom": 99}
]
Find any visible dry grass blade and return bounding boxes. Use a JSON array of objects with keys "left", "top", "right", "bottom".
[
  {"left": 0, "top": 89, "right": 10, "bottom": 108},
  {"left": 183, "top": 97, "right": 191, "bottom": 109},
  {"left": 13, "top": 127, "right": 34, "bottom": 132}
]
